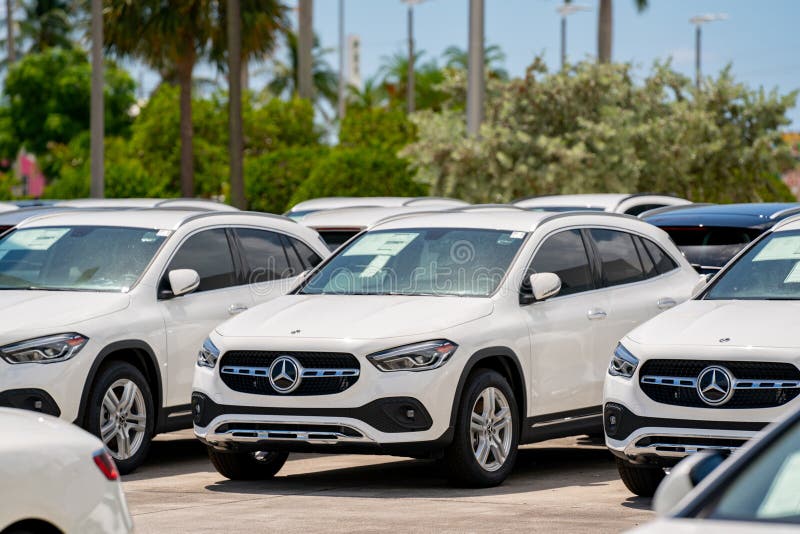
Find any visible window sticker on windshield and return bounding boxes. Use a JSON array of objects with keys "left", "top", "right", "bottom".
[
  {"left": 756, "top": 452, "right": 800, "bottom": 519},
  {"left": 360, "top": 255, "right": 391, "bottom": 278},
  {"left": 1, "top": 228, "right": 69, "bottom": 251},
  {"left": 141, "top": 231, "right": 159, "bottom": 243},
  {"left": 498, "top": 231, "right": 526, "bottom": 245},
  {"left": 343, "top": 232, "right": 418, "bottom": 257},
  {"left": 510, "top": 231, "right": 525, "bottom": 239},
  {"left": 156, "top": 229, "right": 172, "bottom": 237},
  {"left": 754, "top": 236, "right": 800, "bottom": 262},
  {"left": 784, "top": 261, "right": 800, "bottom": 284}
]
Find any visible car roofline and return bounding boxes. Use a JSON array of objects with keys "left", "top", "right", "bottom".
[
  {"left": 11, "top": 208, "right": 297, "bottom": 231},
  {"left": 638, "top": 203, "right": 716, "bottom": 219},
  {"left": 769, "top": 206, "right": 800, "bottom": 220},
  {"left": 770, "top": 213, "right": 800, "bottom": 232}
]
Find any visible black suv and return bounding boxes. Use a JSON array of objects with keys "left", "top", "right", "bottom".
[{"left": 642, "top": 203, "right": 800, "bottom": 275}]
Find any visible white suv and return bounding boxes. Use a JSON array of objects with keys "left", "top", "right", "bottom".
[
  {"left": 605, "top": 215, "right": 800, "bottom": 497},
  {"left": 0, "top": 209, "right": 328, "bottom": 473},
  {"left": 193, "top": 210, "right": 700, "bottom": 486}
]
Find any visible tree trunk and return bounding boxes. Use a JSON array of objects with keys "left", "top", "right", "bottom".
[
  {"left": 5, "top": 0, "right": 14, "bottom": 64},
  {"left": 177, "top": 57, "right": 195, "bottom": 198},
  {"left": 89, "top": 0, "right": 103, "bottom": 198},
  {"left": 598, "top": 0, "right": 612, "bottom": 63},
  {"left": 227, "top": 0, "right": 245, "bottom": 209}
]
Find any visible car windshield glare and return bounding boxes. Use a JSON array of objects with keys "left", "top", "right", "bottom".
[
  {"left": 0, "top": 226, "right": 167, "bottom": 292},
  {"left": 300, "top": 227, "right": 526, "bottom": 297},
  {"left": 706, "top": 230, "right": 800, "bottom": 300}
]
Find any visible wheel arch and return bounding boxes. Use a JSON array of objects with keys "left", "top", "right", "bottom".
[
  {"left": 1, "top": 519, "right": 63, "bottom": 534},
  {"left": 75, "top": 339, "right": 163, "bottom": 432},
  {"left": 450, "top": 347, "right": 527, "bottom": 429}
]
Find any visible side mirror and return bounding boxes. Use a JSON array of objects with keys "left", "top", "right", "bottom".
[
  {"left": 653, "top": 451, "right": 726, "bottom": 515},
  {"left": 168, "top": 269, "right": 200, "bottom": 297},
  {"left": 530, "top": 272, "right": 561, "bottom": 301},
  {"left": 691, "top": 274, "right": 710, "bottom": 297}
]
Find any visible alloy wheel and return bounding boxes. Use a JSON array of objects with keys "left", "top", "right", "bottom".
[
  {"left": 100, "top": 378, "right": 147, "bottom": 461},
  {"left": 469, "top": 386, "right": 513, "bottom": 472}
]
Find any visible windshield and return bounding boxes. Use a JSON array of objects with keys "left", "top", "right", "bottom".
[
  {"left": 663, "top": 226, "right": 762, "bottom": 270},
  {"left": 300, "top": 228, "right": 526, "bottom": 297},
  {"left": 707, "top": 417, "right": 800, "bottom": 523},
  {"left": 706, "top": 230, "right": 800, "bottom": 300},
  {"left": 0, "top": 226, "right": 167, "bottom": 292}
]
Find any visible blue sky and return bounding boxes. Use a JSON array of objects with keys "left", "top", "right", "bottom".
[{"left": 137, "top": 0, "right": 800, "bottom": 128}]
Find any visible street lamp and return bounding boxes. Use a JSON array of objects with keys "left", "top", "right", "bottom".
[
  {"left": 690, "top": 13, "right": 728, "bottom": 89},
  {"left": 556, "top": 3, "right": 590, "bottom": 71},
  {"left": 401, "top": 0, "right": 426, "bottom": 114}
]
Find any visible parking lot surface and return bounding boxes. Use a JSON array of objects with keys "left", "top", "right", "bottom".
[{"left": 124, "top": 431, "right": 654, "bottom": 533}]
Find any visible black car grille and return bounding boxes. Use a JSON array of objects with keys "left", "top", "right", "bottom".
[
  {"left": 640, "top": 359, "right": 800, "bottom": 409},
  {"left": 219, "top": 351, "right": 360, "bottom": 396}
]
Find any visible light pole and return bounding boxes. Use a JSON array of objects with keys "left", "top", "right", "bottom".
[
  {"left": 466, "top": 0, "right": 484, "bottom": 136},
  {"left": 556, "top": 4, "right": 590, "bottom": 71},
  {"left": 690, "top": 13, "right": 728, "bottom": 89},
  {"left": 90, "top": 0, "right": 103, "bottom": 198},
  {"left": 401, "top": 0, "right": 425, "bottom": 114},
  {"left": 298, "top": 0, "right": 313, "bottom": 100},
  {"left": 337, "top": 0, "right": 345, "bottom": 119}
]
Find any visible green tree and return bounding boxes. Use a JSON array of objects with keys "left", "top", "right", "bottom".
[
  {"left": 2, "top": 48, "right": 135, "bottom": 154},
  {"left": 4, "top": 0, "right": 75, "bottom": 58},
  {"left": 267, "top": 31, "right": 338, "bottom": 120},
  {"left": 441, "top": 44, "right": 508, "bottom": 80},
  {"left": 402, "top": 59, "right": 796, "bottom": 204},
  {"left": 379, "top": 51, "right": 446, "bottom": 111},
  {"left": 339, "top": 106, "right": 415, "bottom": 152},
  {"left": 245, "top": 145, "right": 327, "bottom": 213},
  {"left": 104, "top": 0, "right": 212, "bottom": 197},
  {"left": 289, "top": 148, "right": 426, "bottom": 206}
]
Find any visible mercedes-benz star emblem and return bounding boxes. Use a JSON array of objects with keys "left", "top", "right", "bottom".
[
  {"left": 719, "top": 337, "right": 731, "bottom": 343},
  {"left": 269, "top": 356, "right": 302, "bottom": 394},
  {"left": 696, "top": 365, "right": 733, "bottom": 406}
]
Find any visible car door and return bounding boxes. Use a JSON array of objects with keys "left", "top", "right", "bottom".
[
  {"left": 158, "top": 228, "right": 254, "bottom": 407},
  {"left": 234, "top": 228, "right": 323, "bottom": 307},
  {"left": 521, "top": 228, "right": 608, "bottom": 416},
  {"left": 586, "top": 228, "right": 681, "bottom": 394}
]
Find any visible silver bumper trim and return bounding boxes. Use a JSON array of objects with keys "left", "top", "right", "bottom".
[
  {"left": 623, "top": 432, "right": 747, "bottom": 459},
  {"left": 203, "top": 420, "right": 376, "bottom": 446}
]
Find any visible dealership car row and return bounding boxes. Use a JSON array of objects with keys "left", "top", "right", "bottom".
[{"left": 1, "top": 194, "right": 800, "bottom": 532}]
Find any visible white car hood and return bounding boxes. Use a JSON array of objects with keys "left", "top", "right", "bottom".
[
  {"left": 629, "top": 518, "right": 800, "bottom": 534},
  {"left": 0, "top": 290, "right": 130, "bottom": 342},
  {"left": 628, "top": 299, "right": 800, "bottom": 349},
  {"left": 216, "top": 294, "right": 494, "bottom": 340}
]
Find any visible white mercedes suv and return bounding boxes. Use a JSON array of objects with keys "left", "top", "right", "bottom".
[
  {"left": 605, "top": 215, "right": 800, "bottom": 497},
  {"left": 193, "top": 209, "right": 700, "bottom": 486},
  {"left": 0, "top": 209, "right": 328, "bottom": 473}
]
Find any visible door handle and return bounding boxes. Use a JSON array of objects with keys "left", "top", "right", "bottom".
[
  {"left": 657, "top": 297, "right": 677, "bottom": 310},
  {"left": 228, "top": 304, "right": 249, "bottom": 315},
  {"left": 587, "top": 308, "right": 607, "bottom": 320}
]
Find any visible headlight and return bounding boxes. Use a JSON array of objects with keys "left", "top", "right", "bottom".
[
  {"left": 197, "top": 338, "right": 220, "bottom": 368},
  {"left": 367, "top": 340, "right": 458, "bottom": 372},
  {"left": 608, "top": 343, "right": 639, "bottom": 378},
  {"left": 0, "top": 333, "right": 89, "bottom": 364}
]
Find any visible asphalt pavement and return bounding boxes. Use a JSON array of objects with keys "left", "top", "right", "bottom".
[{"left": 123, "top": 431, "right": 654, "bottom": 533}]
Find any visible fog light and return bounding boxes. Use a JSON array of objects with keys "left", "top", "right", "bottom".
[
  {"left": 406, "top": 409, "right": 415, "bottom": 419},
  {"left": 604, "top": 403, "right": 623, "bottom": 438}
]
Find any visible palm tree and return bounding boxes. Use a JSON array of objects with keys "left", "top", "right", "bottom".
[
  {"left": 441, "top": 43, "right": 508, "bottom": 80},
  {"left": 104, "top": 0, "right": 212, "bottom": 197},
  {"left": 378, "top": 51, "right": 446, "bottom": 111},
  {"left": 208, "top": 0, "right": 288, "bottom": 209},
  {"left": 267, "top": 31, "right": 337, "bottom": 120},
  {"left": 0, "top": 0, "right": 73, "bottom": 66},
  {"left": 347, "top": 75, "right": 388, "bottom": 110},
  {"left": 597, "top": 0, "right": 649, "bottom": 63}
]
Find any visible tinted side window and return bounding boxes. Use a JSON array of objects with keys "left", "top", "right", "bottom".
[
  {"left": 642, "top": 238, "right": 678, "bottom": 274},
  {"left": 590, "top": 229, "right": 645, "bottom": 287},
  {"left": 287, "top": 237, "right": 323, "bottom": 269},
  {"left": 528, "top": 229, "right": 594, "bottom": 296},
  {"left": 236, "top": 228, "right": 292, "bottom": 283},
  {"left": 624, "top": 203, "right": 665, "bottom": 216},
  {"left": 633, "top": 236, "right": 657, "bottom": 279},
  {"left": 167, "top": 229, "right": 236, "bottom": 292}
]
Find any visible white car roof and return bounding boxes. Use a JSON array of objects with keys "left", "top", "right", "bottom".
[
  {"left": 370, "top": 209, "right": 601, "bottom": 233},
  {"left": 514, "top": 194, "right": 689, "bottom": 212},
  {"left": 0, "top": 202, "right": 19, "bottom": 213},
  {"left": 300, "top": 205, "right": 454, "bottom": 230},
  {"left": 772, "top": 214, "right": 800, "bottom": 232},
  {"left": 54, "top": 197, "right": 237, "bottom": 211},
  {"left": 0, "top": 407, "right": 99, "bottom": 451},
  {"left": 14, "top": 208, "right": 294, "bottom": 232},
  {"left": 287, "top": 196, "right": 468, "bottom": 213}
]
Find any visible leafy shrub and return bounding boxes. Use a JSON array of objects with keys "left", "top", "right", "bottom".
[
  {"left": 339, "top": 107, "right": 416, "bottom": 152},
  {"left": 245, "top": 146, "right": 328, "bottom": 213},
  {"left": 289, "top": 148, "right": 426, "bottom": 206}
]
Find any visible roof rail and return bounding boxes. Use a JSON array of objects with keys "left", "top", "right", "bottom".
[
  {"left": 449, "top": 204, "right": 528, "bottom": 212},
  {"left": 638, "top": 203, "right": 714, "bottom": 219},
  {"left": 769, "top": 205, "right": 800, "bottom": 220},
  {"left": 538, "top": 210, "right": 639, "bottom": 227},
  {"left": 179, "top": 209, "right": 297, "bottom": 226},
  {"left": 402, "top": 196, "right": 467, "bottom": 206}
]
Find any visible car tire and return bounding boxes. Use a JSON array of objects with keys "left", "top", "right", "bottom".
[
  {"left": 443, "top": 368, "right": 519, "bottom": 488},
  {"left": 85, "top": 362, "right": 154, "bottom": 475},
  {"left": 207, "top": 447, "right": 289, "bottom": 480},
  {"left": 616, "top": 458, "right": 665, "bottom": 497}
]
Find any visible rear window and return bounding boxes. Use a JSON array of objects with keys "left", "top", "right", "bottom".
[
  {"left": 662, "top": 226, "right": 762, "bottom": 269},
  {"left": 317, "top": 230, "right": 360, "bottom": 251}
]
